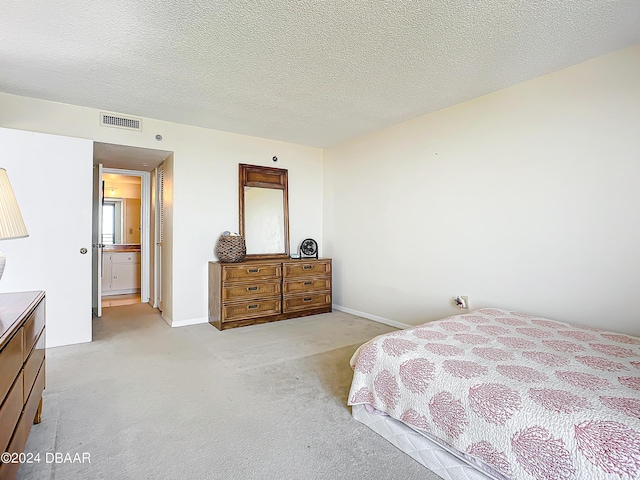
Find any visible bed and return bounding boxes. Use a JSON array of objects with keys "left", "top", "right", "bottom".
[{"left": 348, "top": 308, "right": 640, "bottom": 480}]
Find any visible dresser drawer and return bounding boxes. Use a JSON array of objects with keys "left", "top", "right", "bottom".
[
  {"left": 0, "top": 372, "right": 23, "bottom": 454},
  {"left": 0, "top": 329, "right": 23, "bottom": 403},
  {"left": 0, "top": 291, "right": 45, "bottom": 479},
  {"left": 2, "top": 365, "right": 43, "bottom": 473},
  {"left": 222, "top": 281, "right": 281, "bottom": 302},
  {"left": 209, "top": 259, "right": 332, "bottom": 330},
  {"left": 222, "top": 299, "right": 281, "bottom": 322},
  {"left": 283, "top": 260, "right": 331, "bottom": 278},
  {"left": 283, "top": 293, "right": 331, "bottom": 313},
  {"left": 222, "top": 263, "right": 281, "bottom": 282},
  {"left": 24, "top": 329, "right": 45, "bottom": 403},
  {"left": 23, "top": 301, "right": 45, "bottom": 361},
  {"left": 283, "top": 278, "right": 331, "bottom": 295}
]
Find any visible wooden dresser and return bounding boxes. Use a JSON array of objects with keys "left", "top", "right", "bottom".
[
  {"left": 0, "top": 291, "right": 45, "bottom": 480},
  {"left": 209, "top": 258, "right": 332, "bottom": 330}
]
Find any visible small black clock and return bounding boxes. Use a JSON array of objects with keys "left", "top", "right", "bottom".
[{"left": 299, "top": 238, "right": 318, "bottom": 259}]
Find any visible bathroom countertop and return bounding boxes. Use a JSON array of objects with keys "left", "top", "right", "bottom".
[{"left": 103, "top": 244, "right": 141, "bottom": 253}]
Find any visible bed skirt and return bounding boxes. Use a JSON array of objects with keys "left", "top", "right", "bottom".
[{"left": 352, "top": 404, "right": 500, "bottom": 480}]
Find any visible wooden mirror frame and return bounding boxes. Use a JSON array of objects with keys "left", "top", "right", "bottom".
[{"left": 239, "top": 163, "right": 290, "bottom": 260}]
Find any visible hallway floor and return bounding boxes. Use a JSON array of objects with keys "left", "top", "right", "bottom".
[{"left": 101, "top": 293, "right": 140, "bottom": 308}]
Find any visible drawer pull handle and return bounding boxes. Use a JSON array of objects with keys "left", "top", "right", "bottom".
[
  {"left": 248, "top": 268, "right": 260, "bottom": 273},
  {"left": 247, "top": 304, "right": 259, "bottom": 309},
  {"left": 303, "top": 281, "right": 312, "bottom": 286},
  {"left": 303, "top": 265, "right": 312, "bottom": 270},
  {"left": 303, "top": 297, "right": 312, "bottom": 302},
  {"left": 247, "top": 286, "right": 258, "bottom": 291}
]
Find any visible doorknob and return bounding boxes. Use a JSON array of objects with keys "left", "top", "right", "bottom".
[{"left": 80, "top": 248, "right": 88, "bottom": 254}]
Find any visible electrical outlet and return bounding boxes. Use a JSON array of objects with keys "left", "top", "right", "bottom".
[{"left": 453, "top": 296, "right": 469, "bottom": 309}]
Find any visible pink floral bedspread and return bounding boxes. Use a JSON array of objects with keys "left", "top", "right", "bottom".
[{"left": 348, "top": 308, "right": 640, "bottom": 480}]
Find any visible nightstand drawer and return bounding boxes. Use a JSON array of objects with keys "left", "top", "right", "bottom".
[
  {"left": 223, "top": 281, "right": 281, "bottom": 301},
  {"left": 283, "top": 293, "right": 331, "bottom": 313},
  {"left": 223, "top": 299, "right": 281, "bottom": 322},
  {"left": 283, "top": 278, "right": 331, "bottom": 295},
  {"left": 283, "top": 260, "right": 331, "bottom": 278}
]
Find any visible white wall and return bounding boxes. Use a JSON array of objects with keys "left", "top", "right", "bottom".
[
  {"left": 324, "top": 45, "right": 640, "bottom": 335},
  {"left": 0, "top": 127, "right": 93, "bottom": 347},
  {"left": 0, "top": 96, "right": 324, "bottom": 327}
]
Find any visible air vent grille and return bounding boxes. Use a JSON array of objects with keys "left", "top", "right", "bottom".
[{"left": 100, "top": 112, "right": 142, "bottom": 131}]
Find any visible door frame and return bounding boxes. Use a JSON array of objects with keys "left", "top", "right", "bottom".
[
  {"left": 92, "top": 163, "right": 104, "bottom": 317},
  {"left": 101, "top": 167, "right": 152, "bottom": 303},
  {"left": 154, "top": 163, "right": 165, "bottom": 311}
]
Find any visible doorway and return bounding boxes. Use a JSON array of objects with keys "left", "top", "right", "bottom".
[
  {"left": 92, "top": 142, "right": 172, "bottom": 320},
  {"left": 101, "top": 172, "right": 143, "bottom": 308}
]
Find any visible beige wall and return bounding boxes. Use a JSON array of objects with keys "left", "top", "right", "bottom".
[
  {"left": 324, "top": 45, "right": 640, "bottom": 335},
  {"left": 0, "top": 96, "right": 324, "bottom": 326},
  {"left": 3, "top": 44, "right": 638, "bottom": 334},
  {"left": 103, "top": 181, "right": 141, "bottom": 200},
  {"left": 124, "top": 198, "right": 141, "bottom": 244},
  {"left": 158, "top": 156, "right": 174, "bottom": 323}
]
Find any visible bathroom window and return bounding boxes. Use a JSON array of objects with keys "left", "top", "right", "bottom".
[{"left": 102, "top": 200, "right": 122, "bottom": 244}]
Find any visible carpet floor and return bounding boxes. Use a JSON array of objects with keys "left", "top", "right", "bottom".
[{"left": 16, "top": 304, "right": 441, "bottom": 480}]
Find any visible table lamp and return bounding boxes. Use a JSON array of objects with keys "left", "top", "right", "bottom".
[{"left": 0, "top": 168, "right": 29, "bottom": 281}]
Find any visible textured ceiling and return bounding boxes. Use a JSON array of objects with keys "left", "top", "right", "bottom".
[
  {"left": 1, "top": 1, "right": 639, "bottom": 148},
  {"left": 94, "top": 142, "right": 171, "bottom": 171}
]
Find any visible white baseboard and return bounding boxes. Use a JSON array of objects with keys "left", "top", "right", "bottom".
[
  {"left": 170, "top": 316, "right": 209, "bottom": 328},
  {"left": 333, "top": 304, "right": 411, "bottom": 330},
  {"left": 161, "top": 313, "right": 172, "bottom": 327}
]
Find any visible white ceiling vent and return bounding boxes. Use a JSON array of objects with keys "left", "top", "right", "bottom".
[{"left": 100, "top": 112, "right": 142, "bottom": 131}]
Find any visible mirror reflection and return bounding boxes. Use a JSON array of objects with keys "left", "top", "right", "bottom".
[
  {"left": 239, "top": 163, "right": 289, "bottom": 259},
  {"left": 244, "top": 187, "right": 285, "bottom": 254},
  {"left": 102, "top": 173, "right": 141, "bottom": 245}
]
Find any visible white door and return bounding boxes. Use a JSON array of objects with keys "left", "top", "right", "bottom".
[
  {"left": 92, "top": 163, "right": 103, "bottom": 317},
  {"left": 0, "top": 127, "right": 93, "bottom": 347}
]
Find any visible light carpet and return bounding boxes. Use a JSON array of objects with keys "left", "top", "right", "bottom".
[{"left": 16, "top": 304, "right": 441, "bottom": 480}]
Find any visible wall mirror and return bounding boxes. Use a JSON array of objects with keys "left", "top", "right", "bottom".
[
  {"left": 102, "top": 173, "right": 141, "bottom": 245},
  {"left": 239, "top": 164, "right": 290, "bottom": 259}
]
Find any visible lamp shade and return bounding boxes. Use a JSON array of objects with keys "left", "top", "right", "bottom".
[{"left": 0, "top": 168, "right": 28, "bottom": 240}]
